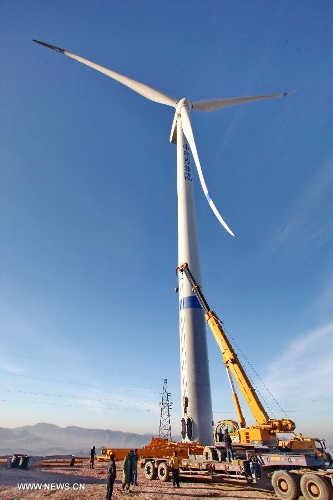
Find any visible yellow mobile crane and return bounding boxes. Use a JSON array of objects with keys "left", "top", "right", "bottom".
[
  {"left": 140, "top": 264, "right": 331, "bottom": 500},
  {"left": 177, "top": 263, "right": 329, "bottom": 458}
]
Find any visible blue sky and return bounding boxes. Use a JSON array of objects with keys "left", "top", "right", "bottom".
[{"left": 1, "top": 0, "right": 332, "bottom": 445}]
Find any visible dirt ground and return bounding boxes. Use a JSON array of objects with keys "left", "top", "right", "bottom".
[{"left": 0, "top": 459, "right": 278, "bottom": 500}]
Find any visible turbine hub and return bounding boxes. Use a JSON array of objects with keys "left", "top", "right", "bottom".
[{"left": 176, "top": 98, "right": 192, "bottom": 114}]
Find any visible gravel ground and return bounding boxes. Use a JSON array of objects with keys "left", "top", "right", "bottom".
[{"left": 0, "top": 459, "right": 278, "bottom": 500}]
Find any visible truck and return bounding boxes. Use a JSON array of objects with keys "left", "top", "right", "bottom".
[
  {"left": 140, "top": 263, "right": 332, "bottom": 500},
  {"left": 140, "top": 451, "right": 333, "bottom": 500}
]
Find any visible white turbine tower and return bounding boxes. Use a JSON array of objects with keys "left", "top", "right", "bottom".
[{"left": 33, "top": 39, "right": 293, "bottom": 445}]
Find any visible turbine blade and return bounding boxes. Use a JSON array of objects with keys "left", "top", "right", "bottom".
[
  {"left": 32, "top": 39, "right": 177, "bottom": 108},
  {"left": 192, "top": 91, "right": 296, "bottom": 112},
  {"left": 180, "top": 105, "right": 234, "bottom": 236}
]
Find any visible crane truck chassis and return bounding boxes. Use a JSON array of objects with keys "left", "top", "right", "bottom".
[{"left": 140, "top": 450, "right": 333, "bottom": 500}]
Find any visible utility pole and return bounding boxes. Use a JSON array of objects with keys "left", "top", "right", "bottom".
[{"left": 159, "top": 379, "right": 173, "bottom": 440}]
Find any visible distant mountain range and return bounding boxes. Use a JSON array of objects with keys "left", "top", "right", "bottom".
[
  {"left": 1, "top": 423, "right": 332, "bottom": 461},
  {"left": 0, "top": 422, "right": 157, "bottom": 456}
]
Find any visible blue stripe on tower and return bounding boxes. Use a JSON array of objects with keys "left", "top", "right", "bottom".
[{"left": 179, "top": 296, "right": 202, "bottom": 311}]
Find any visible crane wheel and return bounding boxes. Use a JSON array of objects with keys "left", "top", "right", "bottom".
[
  {"left": 157, "top": 462, "right": 170, "bottom": 482},
  {"left": 144, "top": 461, "right": 157, "bottom": 480},
  {"left": 300, "top": 473, "right": 332, "bottom": 500},
  {"left": 271, "top": 470, "right": 300, "bottom": 500}
]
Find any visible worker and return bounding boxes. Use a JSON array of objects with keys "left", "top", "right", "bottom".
[
  {"left": 248, "top": 454, "right": 261, "bottom": 480},
  {"left": 169, "top": 450, "right": 181, "bottom": 488},
  {"left": 121, "top": 450, "right": 134, "bottom": 492},
  {"left": 223, "top": 430, "right": 234, "bottom": 462},
  {"left": 132, "top": 449, "right": 139, "bottom": 486},
  {"left": 106, "top": 452, "right": 116, "bottom": 500},
  {"left": 90, "top": 446, "right": 96, "bottom": 469}
]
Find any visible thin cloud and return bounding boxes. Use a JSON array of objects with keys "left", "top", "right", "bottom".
[
  {"left": 307, "top": 276, "right": 333, "bottom": 320},
  {"left": 258, "top": 323, "right": 333, "bottom": 443},
  {"left": 269, "top": 160, "right": 333, "bottom": 254},
  {"left": 0, "top": 361, "right": 24, "bottom": 375},
  {"left": 262, "top": 322, "right": 333, "bottom": 403}
]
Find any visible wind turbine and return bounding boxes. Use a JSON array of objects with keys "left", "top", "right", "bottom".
[{"left": 33, "top": 39, "right": 293, "bottom": 445}]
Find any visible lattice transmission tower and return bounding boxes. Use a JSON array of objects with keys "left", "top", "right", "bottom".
[{"left": 158, "top": 379, "right": 173, "bottom": 440}]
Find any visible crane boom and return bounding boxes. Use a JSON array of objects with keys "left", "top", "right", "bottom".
[
  {"left": 177, "top": 263, "right": 296, "bottom": 443},
  {"left": 225, "top": 365, "right": 246, "bottom": 429}
]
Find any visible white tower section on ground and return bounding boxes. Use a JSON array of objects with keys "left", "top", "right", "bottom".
[{"left": 174, "top": 112, "right": 213, "bottom": 445}]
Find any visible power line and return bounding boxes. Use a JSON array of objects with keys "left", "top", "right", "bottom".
[
  {"left": 0, "top": 389, "right": 159, "bottom": 407},
  {"left": 0, "top": 399, "right": 155, "bottom": 412},
  {"left": 0, "top": 372, "right": 158, "bottom": 394},
  {"left": 1, "top": 351, "right": 163, "bottom": 380}
]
